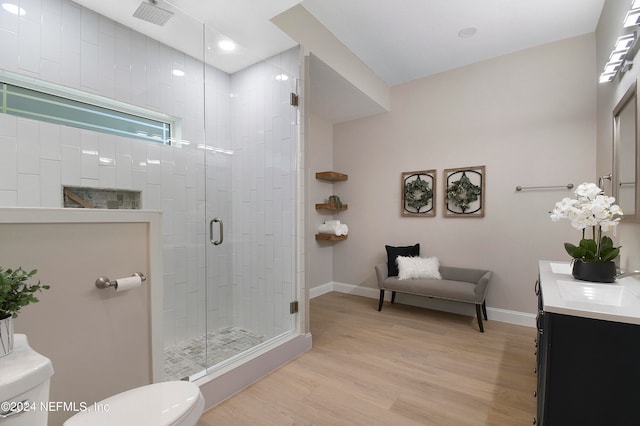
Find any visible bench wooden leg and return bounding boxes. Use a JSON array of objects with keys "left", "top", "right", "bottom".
[
  {"left": 481, "top": 300, "right": 488, "bottom": 320},
  {"left": 475, "top": 304, "right": 485, "bottom": 333},
  {"left": 377, "top": 290, "right": 385, "bottom": 311},
  {"left": 391, "top": 291, "right": 396, "bottom": 304}
]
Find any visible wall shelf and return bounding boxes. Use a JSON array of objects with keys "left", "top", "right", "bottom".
[
  {"left": 315, "top": 233, "right": 348, "bottom": 241},
  {"left": 315, "top": 171, "right": 348, "bottom": 242},
  {"left": 315, "top": 171, "right": 348, "bottom": 182},
  {"left": 315, "top": 203, "right": 348, "bottom": 211}
]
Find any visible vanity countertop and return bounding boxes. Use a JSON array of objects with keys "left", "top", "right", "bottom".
[{"left": 539, "top": 260, "right": 640, "bottom": 325}]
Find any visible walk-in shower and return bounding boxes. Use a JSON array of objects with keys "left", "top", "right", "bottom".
[
  {"left": 0, "top": 0, "right": 305, "bottom": 393},
  {"left": 161, "top": 42, "right": 302, "bottom": 380},
  {"left": 156, "top": 8, "right": 303, "bottom": 382}
]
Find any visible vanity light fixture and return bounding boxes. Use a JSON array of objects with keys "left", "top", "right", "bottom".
[
  {"left": 600, "top": 73, "right": 616, "bottom": 84},
  {"left": 615, "top": 33, "right": 636, "bottom": 50},
  {"left": 610, "top": 49, "right": 629, "bottom": 62},
  {"left": 603, "top": 0, "right": 640, "bottom": 79},
  {"left": 604, "top": 61, "right": 624, "bottom": 74},
  {"left": 624, "top": 9, "right": 640, "bottom": 27},
  {"left": 599, "top": 33, "right": 636, "bottom": 83}
]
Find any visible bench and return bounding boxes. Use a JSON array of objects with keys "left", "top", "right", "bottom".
[{"left": 374, "top": 262, "right": 492, "bottom": 332}]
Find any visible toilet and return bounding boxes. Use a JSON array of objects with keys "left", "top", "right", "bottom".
[
  {"left": 63, "top": 380, "right": 205, "bottom": 426},
  {"left": 0, "top": 334, "right": 54, "bottom": 426}
]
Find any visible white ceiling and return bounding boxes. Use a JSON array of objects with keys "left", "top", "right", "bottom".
[
  {"left": 302, "top": 0, "right": 606, "bottom": 86},
  {"left": 71, "top": 0, "right": 301, "bottom": 74},
  {"left": 72, "top": 0, "right": 607, "bottom": 122}
]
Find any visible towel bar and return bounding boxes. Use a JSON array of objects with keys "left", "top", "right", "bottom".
[{"left": 515, "top": 184, "right": 574, "bottom": 192}]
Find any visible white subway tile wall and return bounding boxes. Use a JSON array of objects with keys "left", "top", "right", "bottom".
[{"left": 0, "top": 0, "right": 300, "bottom": 353}]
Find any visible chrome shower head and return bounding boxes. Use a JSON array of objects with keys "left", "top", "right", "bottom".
[{"left": 133, "top": 0, "right": 174, "bottom": 26}]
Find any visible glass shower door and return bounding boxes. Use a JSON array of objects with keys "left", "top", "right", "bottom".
[
  {"left": 151, "top": 7, "right": 300, "bottom": 382},
  {"left": 203, "top": 26, "right": 300, "bottom": 372}
]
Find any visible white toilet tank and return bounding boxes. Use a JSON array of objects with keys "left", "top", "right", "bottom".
[{"left": 0, "top": 334, "right": 54, "bottom": 425}]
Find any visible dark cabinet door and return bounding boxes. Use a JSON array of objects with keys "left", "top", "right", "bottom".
[{"left": 540, "top": 312, "right": 640, "bottom": 425}]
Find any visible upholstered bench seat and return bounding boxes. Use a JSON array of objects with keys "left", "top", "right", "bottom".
[{"left": 375, "top": 262, "right": 492, "bottom": 332}]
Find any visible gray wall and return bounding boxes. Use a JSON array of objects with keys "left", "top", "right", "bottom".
[{"left": 310, "top": 34, "right": 597, "bottom": 316}]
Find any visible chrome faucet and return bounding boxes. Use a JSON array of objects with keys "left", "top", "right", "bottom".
[{"left": 616, "top": 270, "right": 640, "bottom": 279}]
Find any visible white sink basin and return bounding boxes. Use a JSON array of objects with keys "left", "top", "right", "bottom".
[
  {"left": 557, "top": 280, "right": 624, "bottom": 306},
  {"left": 549, "top": 262, "right": 572, "bottom": 274}
]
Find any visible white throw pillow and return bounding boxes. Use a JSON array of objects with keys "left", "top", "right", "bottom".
[{"left": 396, "top": 256, "right": 442, "bottom": 280}]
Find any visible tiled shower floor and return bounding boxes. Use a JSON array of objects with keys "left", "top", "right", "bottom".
[{"left": 164, "top": 327, "right": 265, "bottom": 381}]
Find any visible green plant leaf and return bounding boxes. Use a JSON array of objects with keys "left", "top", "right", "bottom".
[
  {"left": 600, "top": 247, "right": 620, "bottom": 263},
  {"left": 0, "top": 267, "right": 50, "bottom": 318},
  {"left": 599, "top": 236, "right": 614, "bottom": 252},
  {"left": 564, "top": 243, "right": 586, "bottom": 259},
  {"left": 578, "top": 239, "right": 599, "bottom": 260},
  {"left": 579, "top": 238, "right": 597, "bottom": 253}
]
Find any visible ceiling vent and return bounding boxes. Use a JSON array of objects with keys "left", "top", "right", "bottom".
[{"left": 133, "top": 1, "right": 174, "bottom": 26}]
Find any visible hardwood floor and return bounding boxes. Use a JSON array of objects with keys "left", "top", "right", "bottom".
[{"left": 198, "top": 292, "right": 537, "bottom": 425}]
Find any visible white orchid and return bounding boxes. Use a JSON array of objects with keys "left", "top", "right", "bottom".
[
  {"left": 574, "top": 182, "right": 602, "bottom": 200},
  {"left": 550, "top": 182, "right": 623, "bottom": 263}
]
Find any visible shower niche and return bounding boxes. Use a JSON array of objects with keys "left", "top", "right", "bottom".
[{"left": 63, "top": 187, "right": 141, "bottom": 209}]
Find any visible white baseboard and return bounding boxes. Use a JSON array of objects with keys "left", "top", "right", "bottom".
[
  {"left": 309, "top": 281, "right": 536, "bottom": 328},
  {"left": 484, "top": 307, "right": 536, "bottom": 327},
  {"left": 308, "top": 282, "right": 334, "bottom": 299}
]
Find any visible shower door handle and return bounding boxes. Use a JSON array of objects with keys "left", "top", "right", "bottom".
[{"left": 209, "top": 218, "right": 223, "bottom": 245}]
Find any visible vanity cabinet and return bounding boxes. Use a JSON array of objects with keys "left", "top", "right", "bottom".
[{"left": 535, "top": 271, "right": 640, "bottom": 425}]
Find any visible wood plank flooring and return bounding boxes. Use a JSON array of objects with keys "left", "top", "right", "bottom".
[{"left": 198, "top": 292, "right": 537, "bottom": 425}]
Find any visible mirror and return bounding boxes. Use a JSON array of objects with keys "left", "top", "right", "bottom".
[{"left": 613, "top": 81, "right": 639, "bottom": 223}]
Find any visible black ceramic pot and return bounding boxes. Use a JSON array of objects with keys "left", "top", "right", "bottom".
[{"left": 572, "top": 260, "right": 617, "bottom": 283}]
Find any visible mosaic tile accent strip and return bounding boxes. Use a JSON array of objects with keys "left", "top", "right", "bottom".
[{"left": 164, "top": 327, "right": 265, "bottom": 381}]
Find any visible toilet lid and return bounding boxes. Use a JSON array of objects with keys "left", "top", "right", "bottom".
[{"left": 63, "top": 381, "right": 203, "bottom": 426}]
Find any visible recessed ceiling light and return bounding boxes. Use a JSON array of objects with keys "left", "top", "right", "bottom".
[
  {"left": 2, "top": 3, "right": 26, "bottom": 16},
  {"left": 218, "top": 40, "right": 236, "bottom": 52},
  {"left": 458, "top": 27, "right": 478, "bottom": 38}
]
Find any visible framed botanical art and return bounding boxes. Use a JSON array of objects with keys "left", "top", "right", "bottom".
[
  {"left": 443, "top": 165, "right": 485, "bottom": 218},
  {"left": 402, "top": 170, "right": 436, "bottom": 217}
]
